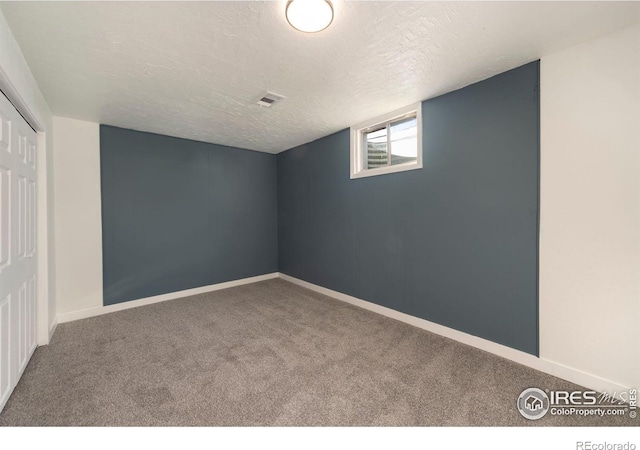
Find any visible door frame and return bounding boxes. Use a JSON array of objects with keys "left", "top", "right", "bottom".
[{"left": 0, "top": 64, "right": 53, "bottom": 346}]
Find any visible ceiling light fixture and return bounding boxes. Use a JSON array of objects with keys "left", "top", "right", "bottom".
[{"left": 286, "top": 0, "right": 334, "bottom": 33}]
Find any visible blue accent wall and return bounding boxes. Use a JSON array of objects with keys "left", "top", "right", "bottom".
[
  {"left": 100, "top": 126, "right": 278, "bottom": 306},
  {"left": 277, "top": 62, "right": 540, "bottom": 355}
]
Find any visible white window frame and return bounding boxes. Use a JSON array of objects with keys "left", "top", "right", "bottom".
[{"left": 350, "top": 103, "right": 422, "bottom": 179}]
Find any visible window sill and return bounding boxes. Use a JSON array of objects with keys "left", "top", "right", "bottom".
[{"left": 350, "top": 161, "right": 423, "bottom": 179}]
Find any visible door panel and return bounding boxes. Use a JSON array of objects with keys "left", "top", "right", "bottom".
[
  {"left": 0, "top": 294, "right": 10, "bottom": 407},
  {"left": 28, "top": 276, "right": 36, "bottom": 354},
  {"left": 28, "top": 179, "right": 36, "bottom": 257},
  {"left": 18, "top": 282, "right": 26, "bottom": 374},
  {"left": 18, "top": 175, "right": 26, "bottom": 259},
  {"left": 0, "top": 91, "right": 37, "bottom": 412},
  {"left": 0, "top": 166, "right": 9, "bottom": 272}
]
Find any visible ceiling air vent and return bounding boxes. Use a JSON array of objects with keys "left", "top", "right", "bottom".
[{"left": 256, "top": 91, "right": 285, "bottom": 107}]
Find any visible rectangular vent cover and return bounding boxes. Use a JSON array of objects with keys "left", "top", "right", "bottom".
[{"left": 257, "top": 92, "right": 285, "bottom": 107}]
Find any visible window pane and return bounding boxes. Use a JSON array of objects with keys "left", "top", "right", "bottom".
[
  {"left": 390, "top": 116, "right": 417, "bottom": 165},
  {"left": 365, "top": 127, "right": 388, "bottom": 169}
]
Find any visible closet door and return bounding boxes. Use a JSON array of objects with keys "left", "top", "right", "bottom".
[{"left": 0, "top": 91, "right": 37, "bottom": 412}]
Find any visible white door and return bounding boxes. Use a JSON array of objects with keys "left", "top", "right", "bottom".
[{"left": 0, "top": 91, "right": 37, "bottom": 412}]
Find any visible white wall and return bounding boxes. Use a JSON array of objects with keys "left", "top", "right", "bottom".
[
  {"left": 540, "top": 23, "right": 640, "bottom": 390},
  {"left": 52, "top": 117, "right": 103, "bottom": 315},
  {"left": 0, "top": 12, "right": 50, "bottom": 129},
  {"left": 0, "top": 10, "right": 56, "bottom": 343}
]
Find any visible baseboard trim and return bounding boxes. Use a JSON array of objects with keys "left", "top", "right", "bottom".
[
  {"left": 57, "top": 273, "right": 279, "bottom": 324},
  {"left": 277, "top": 273, "right": 631, "bottom": 396},
  {"left": 48, "top": 319, "right": 57, "bottom": 342}
]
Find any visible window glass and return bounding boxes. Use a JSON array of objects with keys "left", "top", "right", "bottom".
[
  {"left": 390, "top": 116, "right": 417, "bottom": 165},
  {"left": 365, "top": 127, "right": 388, "bottom": 169}
]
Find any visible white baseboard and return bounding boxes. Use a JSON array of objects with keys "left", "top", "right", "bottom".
[
  {"left": 48, "top": 318, "right": 57, "bottom": 341},
  {"left": 57, "top": 273, "right": 279, "bottom": 324},
  {"left": 37, "top": 318, "right": 57, "bottom": 346},
  {"left": 277, "top": 273, "right": 631, "bottom": 396}
]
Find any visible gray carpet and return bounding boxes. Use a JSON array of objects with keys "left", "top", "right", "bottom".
[{"left": 0, "top": 279, "right": 632, "bottom": 426}]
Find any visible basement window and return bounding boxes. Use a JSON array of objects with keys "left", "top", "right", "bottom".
[{"left": 350, "top": 103, "right": 422, "bottom": 179}]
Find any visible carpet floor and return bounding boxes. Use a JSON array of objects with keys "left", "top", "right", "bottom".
[{"left": 0, "top": 279, "right": 632, "bottom": 426}]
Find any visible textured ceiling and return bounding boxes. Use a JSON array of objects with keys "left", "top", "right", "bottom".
[{"left": 2, "top": 1, "right": 640, "bottom": 153}]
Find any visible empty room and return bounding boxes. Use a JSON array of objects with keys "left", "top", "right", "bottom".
[{"left": 0, "top": 0, "right": 638, "bottom": 445}]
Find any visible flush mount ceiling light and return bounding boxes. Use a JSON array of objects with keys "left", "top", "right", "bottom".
[{"left": 286, "top": 0, "right": 334, "bottom": 33}]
